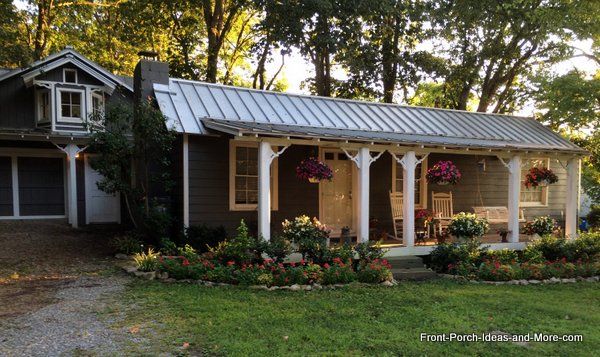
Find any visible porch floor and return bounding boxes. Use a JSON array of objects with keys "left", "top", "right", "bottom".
[{"left": 329, "top": 233, "right": 536, "bottom": 248}]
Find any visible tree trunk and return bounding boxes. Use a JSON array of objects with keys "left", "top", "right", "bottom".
[
  {"left": 312, "top": 15, "right": 332, "bottom": 97},
  {"left": 33, "top": 0, "right": 53, "bottom": 60},
  {"left": 381, "top": 15, "right": 400, "bottom": 103}
]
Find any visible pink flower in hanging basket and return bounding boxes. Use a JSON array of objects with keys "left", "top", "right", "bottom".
[
  {"left": 524, "top": 167, "right": 558, "bottom": 188},
  {"left": 296, "top": 157, "right": 334, "bottom": 182},
  {"left": 426, "top": 160, "right": 461, "bottom": 185}
]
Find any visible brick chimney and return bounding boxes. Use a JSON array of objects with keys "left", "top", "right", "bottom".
[{"left": 133, "top": 51, "right": 169, "bottom": 105}]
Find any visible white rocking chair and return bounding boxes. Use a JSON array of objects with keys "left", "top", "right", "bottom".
[
  {"left": 389, "top": 191, "right": 403, "bottom": 241},
  {"left": 432, "top": 191, "right": 453, "bottom": 236}
]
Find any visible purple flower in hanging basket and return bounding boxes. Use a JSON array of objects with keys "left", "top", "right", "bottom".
[
  {"left": 426, "top": 160, "right": 461, "bottom": 185},
  {"left": 296, "top": 157, "right": 334, "bottom": 182}
]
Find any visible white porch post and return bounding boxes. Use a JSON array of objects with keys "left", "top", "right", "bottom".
[
  {"left": 507, "top": 155, "right": 522, "bottom": 243},
  {"left": 357, "top": 147, "right": 371, "bottom": 243},
  {"left": 565, "top": 157, "right": 580, "bottom": 239},
  {"left": 65, "top": 144, "right": 80, "bottom": 228},
  {"left": 257, "top": 141, "right": 288, "bottom": 241},
  {"left": 401, "top": 151, "right": 417, "bottom": 247}
]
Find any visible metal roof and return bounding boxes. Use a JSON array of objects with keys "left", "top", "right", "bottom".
[{"left": 154, "top": 79, "right": 585, "bottom": 154}]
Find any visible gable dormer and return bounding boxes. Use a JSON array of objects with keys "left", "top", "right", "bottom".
[{"left": 0, "top": 47, "right": 133, "bottom": 134}]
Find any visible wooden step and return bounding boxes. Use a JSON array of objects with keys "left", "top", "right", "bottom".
[
  {"left": 392, "top": 268, "right": 438, "bottom": 281},
  {"left": 386, "top": 256, "right": 427, "bottom": 269}
]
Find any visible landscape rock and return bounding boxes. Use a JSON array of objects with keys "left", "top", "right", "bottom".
[
  {"left": 561, "top": 278, "right": 576, "bottom": 283},
  {"left": 529, "top": 280, "right": 541, "bottom": 284},
  {"left": 133, "top": 271, "right": 155, "bottom": 280},
  {"left": 289, "top": 284, "right": 301, "bottom": 291},
  {"left": 380, "top": 280, "right": 394, "bottom": 287},
  {"left": 249, "top": 285, "right": 269, "bottom": 290},
  {"left": 115, "top": 253, "right": 129, "bottom": 260},
  {"left": 312, "top": 284, "right": 323, "bottom": 290}
]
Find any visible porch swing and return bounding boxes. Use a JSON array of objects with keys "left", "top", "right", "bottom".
[{"left": 472, "top": 157, "right": 525, "bottom": 224}]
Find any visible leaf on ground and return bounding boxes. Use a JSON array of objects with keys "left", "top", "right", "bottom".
[
  {"left": 182, "top": 342, "right": 190, "bottom": 349},
  {"left": 129, "top": 325, "right": 140, "bottom": 334}
]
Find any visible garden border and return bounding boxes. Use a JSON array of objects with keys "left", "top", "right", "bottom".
[{"left": 439, "top": 273, "right": 600, "bottom": 285}]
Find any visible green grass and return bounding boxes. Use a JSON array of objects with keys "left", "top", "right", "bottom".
[{"left": 117, "top": 280, "right": 599, "bottom": 356}]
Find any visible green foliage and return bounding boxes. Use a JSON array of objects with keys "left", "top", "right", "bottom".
[
  {"left": 448, "top": 212, "right": 489, "bottom": 239},
  {"left": 109, "top": 234, "right": 143, "bottom": 255},
  {"left": 177, "top": 244, "right": 200, "bottom": 261},
  {"left": 209, "top": 220, "right": 262, "bottom": 265},
  {"left": 428, "top": 240, "right": 486, "bottom": 273},
  {"left": 482, "top": 249, "right": 519, "bottom": 265},
  {"left": 354, "top": 241, "right": 387, "bottom": 268},
  {"left": 133, "top": 248, "right": 159, "bottom": 272},
  {"left": 522, "top": 216, "right": 557, "bottom": 236},
  {"left": 263, "top": 235, "right": 292, "bottom": 263},
  {"left": 588, "top": 205, "right": 600, "bottom": 228},
  {"left": 281, "top": 215, "right": 329, "bottom": 263},
  {"left": 321, "top": 260, "right": 356, "bottom": 285},
  {"left": 271, "top": 263, "right": 323, "bottom": 286},
  {"left": 159, "top": 238, "right": 178, "bottom": 256},
  {"left": 183, "top": 224, "right": 228, "bottom": 253},
  {"left": 523, "top": 236, "right": 566, "bottom": 262}
]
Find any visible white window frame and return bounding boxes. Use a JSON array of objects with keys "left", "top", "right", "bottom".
[
  {"left": 63, "top": 68, "right": 78, "bottom": 83},
  {"left": 229, "top": 141, "right": 278, "bottom": 211},
  {"left": 36, "top": 89, "right": 51, "bottom": 123},
  {"left": 91, "top": 91, "right": 105, "bottom": 117},
  {"left": 392, "top": 156, "right": 428, "bottom": 209},
  {"left": 57, "top": 88, "right": 85, "bottom": 123},
  {"left": 520, "top": 157, "right": 550, "bottom": 207}
]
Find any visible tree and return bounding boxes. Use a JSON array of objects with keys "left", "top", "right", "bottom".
[
  {"left": 0, "top": 1, "right": 30, "bottom": 67},
  {"left": 424, "top": 0, "right": 597, "bottom": 112},
  {"left": 88, "top": 102, "right": 176, "bottom": 238}
]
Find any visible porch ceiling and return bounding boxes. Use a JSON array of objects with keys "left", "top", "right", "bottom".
[{"left": 154, "top": 79, "right": 585, "bottom": 155}]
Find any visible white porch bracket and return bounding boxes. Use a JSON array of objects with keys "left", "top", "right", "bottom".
[
  {"left": 341, "top": 147, "right": 383, "bottom": 243},
  {"left": 565, "top": 157, "right": 580, "bottom": 239},
  {"left": 258, "top": 142, "right": 289, "bottom": 241},
  {"left": 54, "top": 143, "right": 88, "bottom": 228}
]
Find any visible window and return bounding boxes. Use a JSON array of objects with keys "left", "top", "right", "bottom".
[
  {"left": 58, "top": 89, "right": 84, "bottom": 122},
  {"left": 229, "top": 141, "right": 278, "bottom": 211},
  {"left": 520, "top": 158, "right": 549, "bottom": 206},
  {"left": 36, "top": 90, "right": 50, "bottom": 122},
  {"left": 63, "top": 68, "right": 77, "bottom": 83},
  {"left": 392, "top": 156, "right": 428, "bottom": 208},
  {"left": 91, "top": 92, "right": 105, "bottom": 117}
]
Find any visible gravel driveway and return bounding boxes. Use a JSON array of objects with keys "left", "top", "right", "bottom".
[{"left": 0, "top": 221, "right": 135, "bottom": 356}]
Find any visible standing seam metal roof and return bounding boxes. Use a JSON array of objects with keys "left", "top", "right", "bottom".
[{"left": 154, "top": 79, "right": 585, "bottom": 153}]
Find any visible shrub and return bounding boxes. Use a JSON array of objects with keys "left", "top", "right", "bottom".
[
  {"left": 109, "top": 234, "right": 143, "bottom": 255},
  {"left": 184, "top": 224, "right": 227, "bottom": 253},
  {"left": 271, "top": 262, "right": 323, "bottom": 286},
  {"left": 482, "top": 249, "right": 519, "bottom": 264},
  {"left": 140, "top": 205, "right": 172, "bottom": 246},
  {"left": 209, "top": 220, "right": 259, "bottom": 265},
  {"left": 324, "top": 243, "right": 355, "bottom": 264},
  {"left": 321, "top": 259, "right": 356, "bottom": 285},
  {"left": 159, "top": 238, "right": 178, "bottom": 255},
  {"left": 177, "top": 244, "right": 200, "bottom": 261},
  {"left": 354, "top": 241, "right": 387, "bottom": 268},
  {"left": 475, "top": 260, "right": 517, "bottom": 281},
  {"left": 234, "top": 263, "right": 274, "bottom": 286},
  {"left": 448, "top": 212, "right": 489, "bottom": 239},
  {"left": 587, "top": 205, "right": 600, "bottom": 229},
  {"left": 524, "top": 235, "right": 566, "bottom": 262},
  {"left": 263, "top": 235, "right": 292, "bottom": 263},
  {"left": 522, "top": 216, "right": 557, "bottom": 236},
  {"left": 282, "top": 215, "right": 329, "bottom": 262},
  {"left": 133, "top": 248, "right": 159, "bottom": 272},
  {"left": 428, "top": 240, "right": 486, "bottom": 273},
  {"left": 356, "top": 259, "right": 393, "bottom": 283},
  {"left": 569, "top": 232, "right": 600, "bottom": 261}
]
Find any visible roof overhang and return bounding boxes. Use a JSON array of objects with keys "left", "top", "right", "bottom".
[{"left": 202, "top": 118, "right": 588, "bottom": 156}]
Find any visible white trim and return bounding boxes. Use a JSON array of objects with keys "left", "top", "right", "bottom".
[
  {"left": 391, "top": 155, "right": 428, "bottom": 209},
  {"left": 63, "top": 68, "right": 78, "bottom": 83},
  {"left": 0, "top": 215, "right": 67, "bottom": 220},
  {"left": 228, "top": 140, "right": 279, "bottom": 211},
  {"left": 507, "top": 155, "right": 522, "bottom": 243},
  {"left": 11, "top": 156, "right": 19, "bottom": 217},
  {"left": 565, "top": 157, "right": 580, "bottom": 238},
  {"left": 183, "top": 134, "right": 190, "bottom": 227},
  {"left": 56, "top": 88, "right": 86, "bottom": 123}
]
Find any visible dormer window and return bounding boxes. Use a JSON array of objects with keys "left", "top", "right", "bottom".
[
  {"left": 91, "top": 92, "right": 105, "bottom": 117},
  {"left": 63, "top": 68, "right": 77, "bottom": 83},
  {"left": 58, "top": 89, "right": 84, "bottom": 122}
]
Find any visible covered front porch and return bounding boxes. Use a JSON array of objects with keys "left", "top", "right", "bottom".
[{"left": 191, "top": 119, "right": 583, "bottom": 256}]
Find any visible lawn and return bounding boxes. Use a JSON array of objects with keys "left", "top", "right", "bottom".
[{"left": 116, "top": 279, "right": 599, "bottom": 356}]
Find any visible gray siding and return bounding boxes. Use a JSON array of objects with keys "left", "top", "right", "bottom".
[
  {"left": 186, "top": 137, "right": 571, "bottom": 236},
  {"left": 0, "top": 156, "right": 12, "bottom": 216},
  {"left": 18, "top": 157, "right": 65, "bottom": 216}
]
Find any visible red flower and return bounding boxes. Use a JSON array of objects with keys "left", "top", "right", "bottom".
[
  {"left": 323, "top": 263, "right": 330, "bottom": 269},
  {"left": 227, "top": 261, "right": 235, "bottom": 266},
  {"left": 182, "top": 259, "right": 190, "bottom": 267}
]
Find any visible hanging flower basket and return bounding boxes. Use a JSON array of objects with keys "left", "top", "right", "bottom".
[
  {"left": 426, "top": 160, "right": 461, "bottom": 185},
  {"left": 524, "top": 167, "right": 558, "bottom": 188},
  {"left": 296, "top": 157, "right": 334, "bottom": 183}
]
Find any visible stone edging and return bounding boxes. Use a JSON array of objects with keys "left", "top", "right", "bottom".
[
  {"left": 120, "top": 264, "right": 397, "bottom": 290},
  {"left": 439, "top": 273, "right": 600, "bottom": 285}
]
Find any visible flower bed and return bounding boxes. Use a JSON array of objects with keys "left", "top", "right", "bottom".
[{"left": 428, "top": 231, "right": 600, "bottom": 284}]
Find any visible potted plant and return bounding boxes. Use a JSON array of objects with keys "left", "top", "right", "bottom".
[
  {"left": 415, "top": 209, "right": 433, "bottom": 229},
  {"left": 522, "top": 216, "right": 557, "bottom": 237},
  {"left": 524, "top": 167, "right": 558, "bottom": 188},
  {"left": 296, "top": 157, "right": 334, "bottom": 183},
  {"left": 426, "top": 160, "right": 461, "bottom": 185},
  {"left": 448, "top": 212, "right": 489, "bottom": 241}
]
